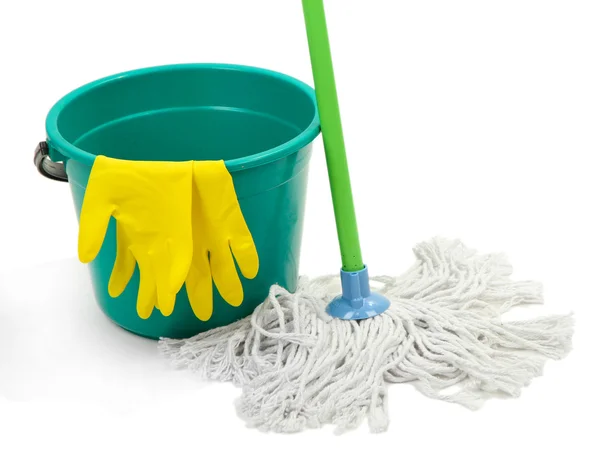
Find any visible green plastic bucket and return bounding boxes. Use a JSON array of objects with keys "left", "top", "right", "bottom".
[{"left": 35, "top": 63, "right": 321, "bottom": 340}]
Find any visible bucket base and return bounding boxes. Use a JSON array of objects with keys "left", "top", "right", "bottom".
[{"left": 101, "top": 311, "right": 160, "bottom": 340}]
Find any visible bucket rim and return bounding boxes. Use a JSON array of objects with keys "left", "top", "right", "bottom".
[{"left": 45, "top": 63, "right": 321, "bottom": 172}]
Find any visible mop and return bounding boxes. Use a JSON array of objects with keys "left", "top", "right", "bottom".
[{"left": 159, "top": 0, "right": 574, "bottom": 433}]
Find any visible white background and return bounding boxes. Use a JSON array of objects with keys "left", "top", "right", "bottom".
[{"left": 1, "top": 0, "right": 598, "bottom": 447}]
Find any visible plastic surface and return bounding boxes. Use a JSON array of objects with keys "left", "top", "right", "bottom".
[
  {"left": 302, "top": 0, "right": 364, "bottom": 272},
  {"left": 44, "top": 63, "right": 320, "bottom": 339},
  {"left": 326, "top": 267, "right": 391, "bottom": 320},
  {"left": 78, "top": 156, "right": 194, "bottom": 319},
  {"left": 186, "top": 160, "right": 259, "bottom": 321}
]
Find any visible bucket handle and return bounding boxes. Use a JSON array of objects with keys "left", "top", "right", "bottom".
[{"left": 34, "top": 141, "right": 68, "bottom": 182}]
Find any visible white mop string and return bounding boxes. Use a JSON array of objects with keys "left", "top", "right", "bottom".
[{"left": 159, "top": 238, "right": 574, "bottom": 434}]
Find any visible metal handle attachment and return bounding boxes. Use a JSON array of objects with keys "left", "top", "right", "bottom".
[{"left": 34, "top": 141, "right": 68, "bottom": 182}]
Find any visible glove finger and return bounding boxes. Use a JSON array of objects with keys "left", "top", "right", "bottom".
[
  {"left": 133, "top": 252, "right": 157, "bottom": 320},
  {"left": 167, "top": 237, "right": 193, "bottom": 303},
  {"left": 214, "top": 171, "right": 258, "bottom": 279},
  {"left": 210, "top": 246, "right": 244, "bottom": 307},
  {"left": 151, "top": 246, "right": 178, "bottom": 318},
  {"left": 229, "top": 233, "right": 259, "bottom": 280},
  {"left": 77, "top": 185, "right": 115, "bottom": 264},
  {"left": 77, "top": 156, "right": 119, "bottom": 264},
  {"left": 185, "top": 250, "right": 214, "bottom": 321},
  {"left": 108, "top": 224, "right": 136, "bottom": 298}
]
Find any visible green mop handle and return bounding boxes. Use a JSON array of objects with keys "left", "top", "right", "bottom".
[{"left": 302, "top": 0, "right": 364, "bottom": 272}]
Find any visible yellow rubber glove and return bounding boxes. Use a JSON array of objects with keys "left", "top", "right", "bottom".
[
  {"left": 185, "top": 161, "right": 259, "bottom": 321},
  {"left": 78, "top": 155, "right": 194, "bottom": 319}
]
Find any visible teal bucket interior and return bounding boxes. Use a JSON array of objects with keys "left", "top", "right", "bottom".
[{"left": 45, "top": 63, "right": 321, "bottom": 339}]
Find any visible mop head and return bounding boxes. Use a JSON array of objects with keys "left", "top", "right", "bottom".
[{"left": 159, "top": 238, "right": 574, "bottom": 434}]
